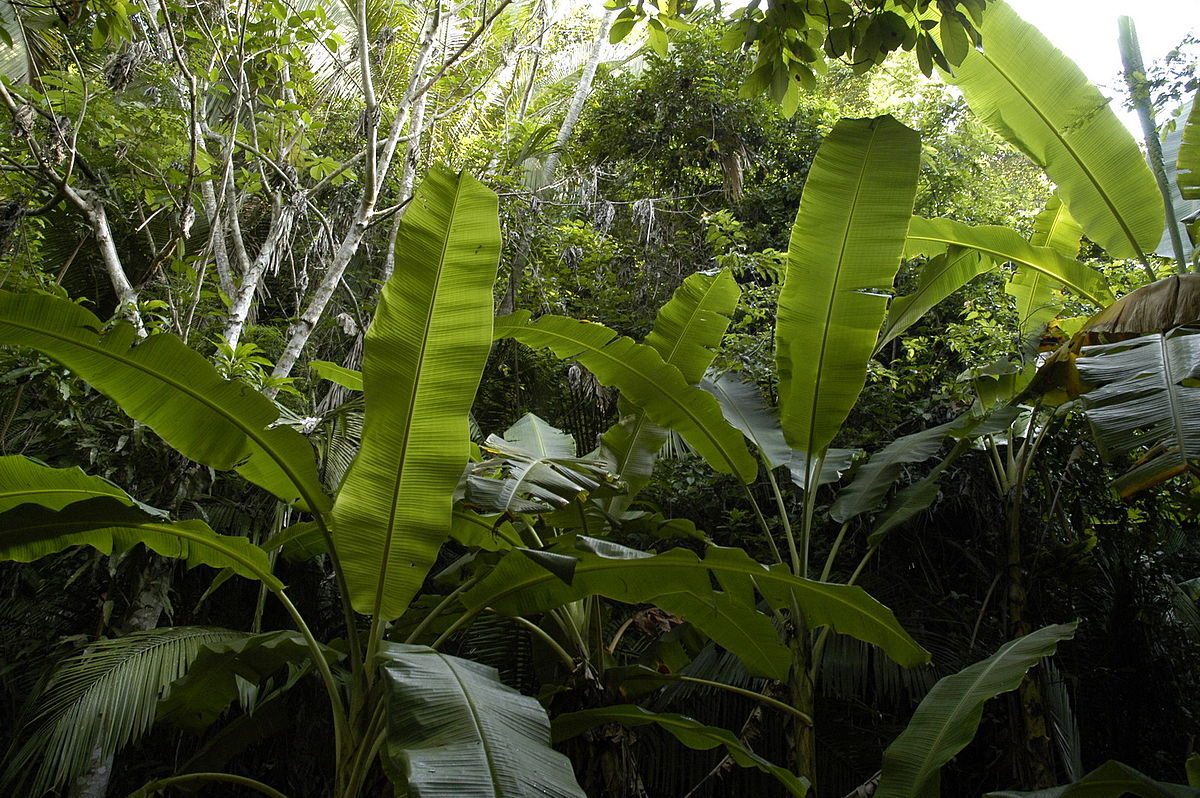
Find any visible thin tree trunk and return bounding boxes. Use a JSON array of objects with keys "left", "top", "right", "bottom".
[
  {"left": 1119, "top": 16, "right": 1188, "bottom": 274},
  {"left": 221, "top": 193, "right": 298, "bottom": 349},
  {"left": 66, "top": 186, "right": 146, "bottom": 336},
  {"left": 268, "top": 9, "right": 442, "bottom": 387},
  {"left": 541, "top": 10, "right": 612, "bottom": 186}
]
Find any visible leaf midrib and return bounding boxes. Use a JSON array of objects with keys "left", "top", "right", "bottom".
[{"left": 0, "top": 315, "right": 326, "bottom": 514}]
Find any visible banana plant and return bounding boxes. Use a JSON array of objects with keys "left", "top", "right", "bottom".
[{"left": 0, "top": 166, "right": 589, "bottom": 798}]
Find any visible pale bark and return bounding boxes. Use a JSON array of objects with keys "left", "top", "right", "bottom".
[
  {"left": 221, "top": 193, "right": 299, "bottom": 349},
  {"left": 540, "top": 11, "right": 612, "bottom": 186},
  {"left": 65, "top": 186, "right": 146, "bottom": 336},
  {"left": 267, "top": 9, "right": 442, "bottom": 387}
]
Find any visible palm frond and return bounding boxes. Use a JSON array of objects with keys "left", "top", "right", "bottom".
[{"left": 3, "top": 626, "right": 248, "bottom": 795}]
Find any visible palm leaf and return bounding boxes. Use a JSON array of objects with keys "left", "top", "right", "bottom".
[
  {"left": 1178, "top": 94, "right": 1200, "bottom": 201},
  {"left": 875, "top": 623, "right": 1077, "bottom": 798},
  {"left": 701, "top": 372, "right": 790, "bottom": 469},
  {"left": 551, "top": 705, "right": 807, "bottom": 796},
  {"left": 904, "top": 217, "right": 1113, "bottom": 307},
  {"left": 378, "top": 642, "right": 585, "bottom": 798},
  {"left": 601, "top": 269, "right": 741, "bottom": 499},
  {"left": 496, "top": 312, "right": 756, "bottom": 483},
  {"left": 1075, "top": 327, "right": 1200, "bottom": 497},
  {"left": 775, "top": 115, "right": 920, "bottom": 459},
  {"left": 987, "top": 760, "right": 1200, "bottom": 797},
  {"left": 463, "top": 537, "right": 928, "bottom": 679},
  {"left": 332, "top": 166, "right": 501, "bottom": 620},
  {"left": 0, "top": 498, "right": 278, "bottom": 585},
  {"left": 0, "top": 292, "right": 329, "bottom": 512},
  {"left": 939, "top": 0, "right": 1163, "bottom": 258},
  {"left": 877, "top": 247, "right": 990, "bottom": 351},
  {"left": 3, "top": 627, "right": 248, "bottom": 796}
]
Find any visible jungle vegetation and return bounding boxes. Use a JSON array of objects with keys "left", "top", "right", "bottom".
[{"left": 0, "top": 0, "right": 1198, "bottom": 796}]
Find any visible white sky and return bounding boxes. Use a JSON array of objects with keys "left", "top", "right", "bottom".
[{"left": 1006, "top": 0, "right": 1197, "bottom": 126}]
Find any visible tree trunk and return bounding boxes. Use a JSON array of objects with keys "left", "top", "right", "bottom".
[{"left": 541, "top": 11, "right": 612, "bottom": 186}]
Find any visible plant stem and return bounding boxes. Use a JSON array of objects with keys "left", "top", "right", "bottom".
[
  {"left": 403, "top": 574, "right": 483, "bottom": 645},
  {"left": 763, "top": 464, "right": 799, "bottom": 575},
  {"left": 136, "top": 772, "right": 291, "bottom": 798},
  {"left": 742, "top": 478, "right": 783, "bottom": 564},
  {"left": 818, "top": 521, "right": 850, "bottom": 582},
  {"left": 511, "top": 613, "right": 576, "bottom": 669}
]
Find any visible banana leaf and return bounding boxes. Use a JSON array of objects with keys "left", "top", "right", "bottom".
[
  {"left": 0, "top": 292, "right": 329, "bottom": 512},
  {"left": 939, "top": 0, "right": 1163, "bottom": 258},
  {"left": 1157, "top": 103, "right": 1199, "bottom": 263},
  {"left": 875, "top": 622, "right": 1077, "bottom": 798},
  {"left": 1075, "top": 327, "right": 1200, "bottom": 497},
  {"left": 877, "top": 247, "right": 990, "bottom": 351},
  {"left": 905, "top": 217, "right": 1112, "bottom": 307},
  {"left": 0, "top": 498, "right": 278, "bottom": 586},
  {"left": 1029, "top": 195, "right": 1084, "bottom": 258},
  {"left": 776, "top": 115, "right": 920, "bottom": 459},
  {"left": 0, "top": 454, "right": 156, "bottom": 514},
  {"left": 497, "top": 312, "right": 756, "bottom": 483},
  {"left": 309, "top": 360, "right": 363, "bottom": 391},
  {"left": 333, "top": 167, "right": 501, "bottom": 620},
  {"left": 601, "top": 269, "right": 740, "bottom": 500},
  {"left": 552, "top": 705, "right": 808, "bottom": 796},
  {"left": 158, "top": 631, "right": 340, "bottom": 730},
  {"left": 702, "top": 371, "right": 791, "bottom": 469},
  {"left": 463, "top": 537, "right": 928, "bottom": 679},
  {"left": 1179, "top": 95, "right": 1200, "bottom": 200},
  {"left": 379, "top": 642, "right": 585, "bottom": 798},
  {"left": 830, "top": 420, "right": 958, "bottom": 523},
  {"left": 987, "top": 760, "right": 1200, "bottom": 797}
]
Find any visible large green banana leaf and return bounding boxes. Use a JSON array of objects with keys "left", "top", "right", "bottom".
[
  {"left": 877, "top": 247, "right": 990, "bottom": 351},
  {"left": 0, "top": 293, "right": 329, "bottom": 512},
  {"left": 987, "top": 760, "right": 1200, "bottom": 797},
  {"left": 702, "top": 371, "right": 791, "bottom": 468},
  {"left": 378, "top": 642, "right": 585, "bottom": 798},
  {"left": 1075, "top": 327, "right": 1200, "bottom": 497},
  {"left": 1179, "top": 96, "right": 1200, "bottom": 201},
  {"left": 463, "top": 537, "right": 928, "bottom": 678},
  {"left": 1029, "top": 195, "right": 1084, "bottom": 258},
  {"left": 552, "top": 705, "right": 807, "bottom": 796},
  {"left": 0, "top": 454, "right": 150, "bottom": 513},
  {"left": 1009, "top": 196, "right": 1087, "bottom": 354},
  {"left": 0, "top": 498, "right": 278, "bottom": 585},
  {"left": 776, "top": 115, "right": 920, "bottom": 459},
  {"left": 601, "top": 269, "right": 741, "bottom": 500},
  {"left": 496, "top": 312, "right": 756, "bottom": 483},
  {"left": 332, "top": 167, "right": 501, "bottom": 620},
  {"left": 905, "top": 217, "right": 1113, "bottom": 307},
  {"left": 875, "top": 622, "right": 1077, "bottom": 798},
  {"left": 1159, "top": 99, "right": 1200, "bottom": 265},
  {"left": 939, "top": 0, "right": 1163, "bottom": 258},
  {"left": 158, "top": 631, "right": 340, "bottom": 730}
]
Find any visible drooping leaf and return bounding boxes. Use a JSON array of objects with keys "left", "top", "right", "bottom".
[
  {"left": 450, "top": 508, "right": 522, "bottom": 551},
  {"left": 309, "top": 360, "right": 364, "bottom": 391},
  {"left": 986, "top": 760, "right": 1200, "bottom": 797},
  {"left": 905, "top": 217, "right": 1113, "bottom": 307},
  {"left": 3, "top": 627, "right": 248, "bottom": 796},
  {"left": 0, "top": 454, "right": 154, "bottom": 514},
  {"left": 776, "top": 115, "right": 921, "bottom": 458},
  {"left": 497, "top": 312, "right": 756, "bottom": 483},
  {"left": 1179, "top": 94, "right": 1200, "bottom": 201},
  {"left": 599, "top": 269, "right": 742, "bottom": 499},
  {"left": 468, "top": 427, "right": 610, "bottom": 515},
  {"left": 702, "top": 372, "right": 791, "bottom": 469},
  {"left": 830, "top": 420, "right": 958, "bottom": 523},
  {"left": 875, "top": 622, "right": 1077, "bottom": 798},
  {"left": 378, "top": 642, "right": 585, "bottom": 798},
  {"left": 1007, "top": 267, "right": 1059, "bottom": 358},
  {"left": 158, "top": 631, "right": 340, "bottom": 730},
  {"left": 939, "top": 0, "right": 1163, "bottom": 258},
  {"left": 1075, "top": 327, "right": 1200, "bottom": 497},
  {"left": 0, "top": 498, "right": 278, "bottom": 586},
  {"left": 333, "top": 167, "right": 501, "bottom": 620},
  {"left": 552, "top": 705, "right": 808, "bottom": 796},
  {"left": 877, "top": 247, "right": 991, "bottom": 350},
  {"left": 0, "top": 293, "right": 329, "bottom": 512},
  {"left": 788, "top": 448, "right": 860, "bottom": 491},
  {"left": 463, "top": 537, "right": 928, "bottom": 679}
]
